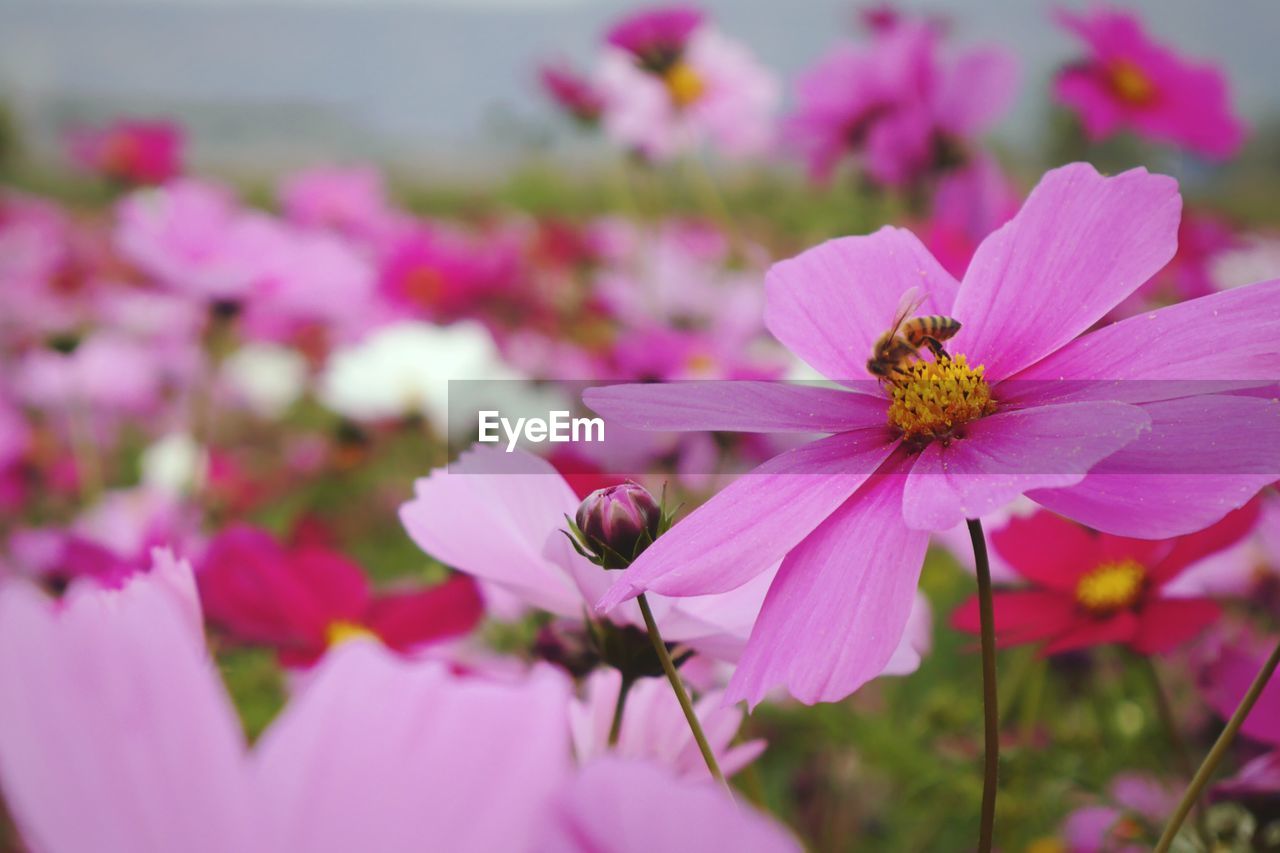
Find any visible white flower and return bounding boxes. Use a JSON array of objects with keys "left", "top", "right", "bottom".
[
  {"left": 1209, "top": 234, "right": 1280, "bottom": 291},
  {"left": 221, "top": 344, "right": 308, "bottom": 418},
  {"left": 140, "top": 432, "right": 206, "bottom": 496},
  {"left": 317, "top": 321, "right": 515, "bottom": 427}
]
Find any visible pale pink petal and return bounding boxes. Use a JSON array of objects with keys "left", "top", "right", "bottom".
[
  {"left": 764, "top": 227, "right": 960, "bottom": 383},
  {"left": 1003, "top": 279, "right": 1280, "bottom": 406},
  {"left": 582, "top": 380, "right": 888, "bottom": 433},
  {"left": 901, "top": 401, "right": 1151, "bottom": 530},
  {"left": 255, "top": 645, "right": 572, "bottom": 853},
  {"left": 0, "top": 571, "right": 252, "bottom": 853},
  {"left": 935, "top": 47, "right": 1019, "bottom": 137},
  {"left": 400, "top": 447, "right": 584, "bottom": 617},
  {"left": 882, "top": 591, "right": 933, "bottom": 676},
  {"left": 1030, "top": 395, "right": 1280, "bottom": 538},
  {"left": 596, "top": 429, "right": 900, "bottom": 611},
  {"left": 726, "top": 471, "right": 929, "bottom": 706},
  {"left": 950, "top": 163, "right": 1181, "bottom": 380},
  {"left": 540, "top": 757, "right": 800, "bottom": 853}
]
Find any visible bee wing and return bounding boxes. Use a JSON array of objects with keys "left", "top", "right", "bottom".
[{"left": 886, "top": 286, "right": 926, "bottom": 338}]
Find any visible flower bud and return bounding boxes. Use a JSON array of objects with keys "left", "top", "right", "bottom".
[{"left": 573, "top": 483, "right": 662, "bottom": 569}]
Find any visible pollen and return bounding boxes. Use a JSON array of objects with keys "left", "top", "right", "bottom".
[
  {"left": 887, "top": 355, "right": 995, "bottom": 444},
  {"left": 1075, "top": 560, "right": 1146, "bottom": 613},
  {"left": 663, "top": 62, "right": 705, "bottom": 108},
  {"left": 325, "top": 620, "right": 377, "bottom": 647},
  {"left": 1107, "top": 60, "right": 1156, "bottom": 105}
]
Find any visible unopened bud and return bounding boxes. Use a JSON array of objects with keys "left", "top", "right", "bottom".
[{"left": 571, "top": 483, "right": 663, "bottom": 569}]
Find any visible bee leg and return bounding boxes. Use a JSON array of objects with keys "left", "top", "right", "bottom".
[{"left": 922, "top": 337, "right": 950, "bottom": 360}]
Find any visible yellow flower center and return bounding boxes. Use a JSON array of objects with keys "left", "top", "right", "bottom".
[
  {"left": 1075, "top": 560, "right": 1146, "bottom": 613},
  {"left": 1108, "top": 60, "right": 1156, "bottom": 105},
  {"left": 325, "top": 620, "right": 377, "bottom": 647},
  {"left": 887, "top": 355, "right": 996, "bottom": 444},
  {"left": 663, "top": 62, "right": 705, "bottom": 108}
]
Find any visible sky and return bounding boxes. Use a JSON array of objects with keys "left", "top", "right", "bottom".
[{"left": 1, "top": 0, "right": 1277, "bottom": 171}]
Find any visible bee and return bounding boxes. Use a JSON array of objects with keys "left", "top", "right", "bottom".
[{"left": 866, "top": 287, "right": 962, "bottom": 383}]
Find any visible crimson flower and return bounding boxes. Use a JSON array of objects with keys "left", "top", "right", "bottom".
[{"left": 951, "top": 504, "right": 1258, "bottom": 654}]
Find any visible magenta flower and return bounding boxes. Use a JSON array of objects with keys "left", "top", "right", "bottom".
[
  {"left": 539, "top": 62, "right": 606, "bottom": 125},
  {"left": 1061, "top": 773, "right": 1178, "bottom": 853},
  {"left": 66, "top": 119, "right": 184, "bottom": 185},
  {"left": 586, "top": 163, "right": 1280, "bottom": 705},
  {"left": 1054, "top": 7, "right": 1245, "bottom": 160},
  {"left": 597, "top": 7, "right": 779, "bottom": 160},
  {"left": 920, "top": 154, "right": 1020, "bottom": 279},
  {"left": 949, "top": 506, "right": 1256, "bottom": 655},
  {"left": 786, "top": 19, "right": 1017, "bottom": 186},
  {"left": 1199, "top": 637, "right": 1280, "bottom": 799},
  {"left": 197, "top": 524, "right": 483, "bottom": 667},
  {"left": 0, "top": 549, "right": 796, "bottom": 852}
]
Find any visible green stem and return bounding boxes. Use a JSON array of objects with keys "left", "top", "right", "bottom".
[
  {"left": 607, "top": 674, "right": 634, "bottom": 747},
  {"left": 968, "top": 518, "right": 999, "bottom": 853},
  {"left": 1155, "top": 634, "right": 1280, "bottom": 852},
  {"left": 637, "top": 593, "right": 727, "bottom": 788}
]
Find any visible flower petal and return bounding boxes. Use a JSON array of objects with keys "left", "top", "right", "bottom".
[
  {"left": 949, "top": 163, "right": 1181, "bottom": 380},
  {"left": 399, "top": 447, "right": 585, "bottom": 618},
  {"left": 987, "top": 511, "right": 1103, "bottom": 591},
  {"left": 1150, "top": 501, "right": 1260, "bottom": 583},
  {"left": 725, "top": 470, "right": 929, "bottom": 706},
  {"left": 255, "top": 646, "right": 572, "bottom": 852},
  {"left": 364, "top": 575, "right": 484, "bottom": 653},
  {"left": 582, "top": 380, "right": 889, "bottom": 433},
  {"left": 1004, "top": 279, "right": 1280, "bottom": 406},
  {"left": 901, "top": 401, "right": 1151, "bottom": 530},
  {"left": 1030, "top": 395, "right": 1280, "bottom": 538},
  {"left": 764, "top": 227, "right": 960, "bottom": 383},
  {"left": 950, "top": 590, "right": 1080, "bottom": 646},
  {"left": 1130, "top": 597, "right": 1220, "bottom": 654},
  {"left": 1042, "top": 611, "right": 1140, "bottom": 654},
  {"left": 596, "top": 429, "right": 900, "bottom": 611}
]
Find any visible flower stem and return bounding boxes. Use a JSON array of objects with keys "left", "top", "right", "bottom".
[
  {"left": 967, "top": 518, "right": 999, "bottom": 853},
  {"left": 636, "top": 592, "right": 727, "bottom": 788},
  {"left": 607, "top": 674, "right": 634, "bottom": 747},
  {"left": 1155, "top": 634, "right": 1280, "bottom": 852}
]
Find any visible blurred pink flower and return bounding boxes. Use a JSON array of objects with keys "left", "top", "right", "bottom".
[
  {"left": 570, "top": 668, "right": 764, "bottom": 779},
  {"left": 377, "top": 225, "right": 520, "bottom": 323},
  {"left": 1054, "top": 7, "right": 1245, "bottom": 160},
  {"left": 197, "top": 523, "right": 484, "bottom": 667},
  {"left": 597, "top": 9, "right": 779, "bottom": 160},
  {"left": 0, "top": 550, "right": 794, "bottom": 852},
  {"left": 950, "top": 506, "right": 1256, "bottom": 655},
  {"left": 786, "top": 19, "right": 1017, "bottom": 186},
  {"left": 539, "top": 62, "right": 606, "bottom": 125},
  {"left": 586, "top": 163, "right": 1280, "bottom": 705},
  {"left": 114, "top": 179, "right": 284, "bottom": 302},
  {"left": 1198, "top": 636, "right": 1280, "bottom": 798},
  {"left": 66, "top": 119, "right": 184, "bottom": 185},
  {"left": 12, "top": 331, "right": 171, "bottom": 416},
  {"left": 1061, "top": 773, "right": 1178, "bottom": 853},
  {"left": 401, "top": 446, "right": 778, "bottom": 661}
]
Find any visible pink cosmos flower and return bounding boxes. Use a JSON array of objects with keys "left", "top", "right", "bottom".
[
  {"left": 0, "top": 549, "right": 796, "bottom": 852},
  {"left": 400, "top": 446, "right": 777, "bottom": 662},
  {"left": 1198, "top": 637, "right": 1280, "bottom": 799},
  {"left": 949, "top": 506, "right": 1255, "bottom": 654},
  {"left": 1054, "top": 7, "right": 1245, "bottom": 160},
  {"left": 586, "top": 162, "right": 1280, "bottom": 705},
  {"left": 66, "top": 119, "right": 184, "bottom": 185},
  {"left": 1162, "top": 489, "right": 1280, "bottom": 601},
  {"left": 377, "top": 225, "right": 519, "bottom": 323},
  {"left": 570, "top": 668, "right": 764, "bottom": 779},
  {"left": 11, "top": 331, "right": 172, "bottom": 417},
  {"left": 114, "top": 179, "right": 284, "bottom": 302},
  {"left": 1061, "top": 773, "right": 1179, "bottom": 853},
  {"left": 597, "top": 7, "right": 779, "bottom": 160},
  {"left": 197, "top": 524, "right": 483, "bottom": 667},
  {"left": 786, "top": 19, "right": 1017, "bottom": 186},
  {"left": 539, "top": 62, "right": 606, "bottom": 125}
]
